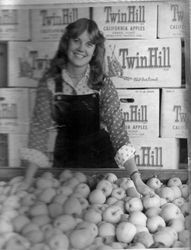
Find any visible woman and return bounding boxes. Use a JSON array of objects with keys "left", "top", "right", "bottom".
[{"left": 21, "top": 18, "right": 153, "bottom": 195}]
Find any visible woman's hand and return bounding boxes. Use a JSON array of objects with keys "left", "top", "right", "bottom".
[{"left": 131, "top": 172, "right": 155, "bottom": 196}]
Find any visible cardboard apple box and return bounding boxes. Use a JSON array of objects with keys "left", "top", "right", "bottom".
[
  {"left": 0, "top": 88, "right": 31, "bottom": 134},
  {"left": 160, "top": 88, "right": 188, "bottom": 138},
  {"left": 31, "top": 7, "right": 90, "bottom": 41},
  {"left": 0, "top": 9, "right": 30, "bottom": 41},
  {"left": 117, "top": 89, "right": 159, "bottom": 138},
  {"left": 0, "top": 133, "right": 28, "bottom": 167},
  {"left": 92, "top": 3, "right": 157, "bottom": 39},
  {"left": 131, "top": 137, "right": 180, "bottom": 169},
  {"left": 8, "top": 41, "right": 59, "bottom": 87},
  {"left": 105, "top": 38, "right": 182, "bottom": 88},
  {"left": 158, "top": 1, "right": 186, "bottom": 38}
]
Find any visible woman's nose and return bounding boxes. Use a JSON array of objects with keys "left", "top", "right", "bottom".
[{"left": 78, "top": 41, "right": 85, "bottom": 51}]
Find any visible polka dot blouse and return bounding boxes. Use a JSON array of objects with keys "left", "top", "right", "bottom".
[{"left": 20, "top": 66, "right": 135, "bottom": 168}]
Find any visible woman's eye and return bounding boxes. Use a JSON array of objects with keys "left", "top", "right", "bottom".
[{"left": 87, "top": 42, "right": 94, "bottom": 47}]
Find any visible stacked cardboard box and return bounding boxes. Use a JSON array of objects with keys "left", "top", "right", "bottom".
[
  {"left": 0, "top": 2, "right": 188, "bottom": 168},
  {"left": 92, "top": 0, "right": 187, "bottom": 169}
]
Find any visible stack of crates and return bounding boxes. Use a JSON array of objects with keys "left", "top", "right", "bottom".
[{"left": 0, "top": 2, "right": 188, "bottom": 168}]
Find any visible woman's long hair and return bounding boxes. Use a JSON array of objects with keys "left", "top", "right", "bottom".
[{"left": 43, "top": 18, "right": 106, "bottom": 90}]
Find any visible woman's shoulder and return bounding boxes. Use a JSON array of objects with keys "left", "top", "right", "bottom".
[{"left": 101, "top": 75, "right": 117, "bottom": 92}]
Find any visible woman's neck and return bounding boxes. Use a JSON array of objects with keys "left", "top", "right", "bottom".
[{"left": 66, "top": 64, "right": 87, "bottom": 78}]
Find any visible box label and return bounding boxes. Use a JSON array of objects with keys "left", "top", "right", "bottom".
[
  {"left": 105, "top": 39, "right": 182, "bottom": 88},
  {"left": 158, "top": 1, "right": 186, "bottom": 38},
  {"left": 32, "top": 7, "right": 90, "bottom": 41},
  {"left": 93, "top": 3, "right": 157, "bottom": 39},
  {"left": 8, "top": 42, "right": 59, "bottom": 87},
  {"left": 0, "top": 88, "right": 30, "bottom": 134},
  {"left": 0, "top": 9, "right": 30, "bottom": 40},
  {"left": 118, "top": 89, "right": 159, "bottom": 137},
  {"left": 131, "top": 138, "right": 180, "bottom": 169},
  {"left": 161, "top": 88, "right": 188, "bottom": 138}
]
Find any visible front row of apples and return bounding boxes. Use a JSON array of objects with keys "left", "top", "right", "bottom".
[{"left": 0, "top": 170, "right": 190, "bottom": 250}]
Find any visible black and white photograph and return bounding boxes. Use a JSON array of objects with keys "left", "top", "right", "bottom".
[{"left": 0, "top": 0, "right": 190, "bottom": 249}]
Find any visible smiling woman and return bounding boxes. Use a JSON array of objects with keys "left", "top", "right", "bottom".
[{"left": 20, "top": 18, "right": 154, "bottom": 198}]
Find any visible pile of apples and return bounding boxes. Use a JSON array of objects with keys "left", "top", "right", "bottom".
[{"left": 0, "top": 169, "right": 190, "bottom": 250}]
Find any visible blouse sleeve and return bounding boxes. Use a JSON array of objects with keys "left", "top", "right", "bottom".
[
  {"left": 20, "top": 78, "right": 53, "bottom": 167},
  {"left": 100, "top": 77, "right": 136, "bottom": 168}
]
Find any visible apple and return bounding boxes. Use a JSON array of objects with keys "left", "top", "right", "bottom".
[
  {"left": 52, "top": 194, "right": 68, "bottom": 205},
  {"left": 125, "top": 197, "right": 143, "bottom": 213},
  {"left": 0, "top": 217, "right": 13, "bottom": 234},
  {"left": 135, "top": 225, "right": 149, "bottom": 233},
  {"left": 75, "top": 195, "right": 89, "bottom": 210},
  {"left": 56, "top": 186, "right": 73, "bottom": 196},
  {"left": 170, "top": 186, "right": 182, "bottom": 199},
  {"left": 88, "top": 189, "right": 106, "bottom": 204},
  {"left": 184, "top": 215, "right": 190, "bottom": 230},
  {"left": 180, "top": 201, "right": 189, "bottom": 215},
  {"left": 53, "top": 214, "right": 77, "bottom": 232},
  {"left": 48, "top": 202, "right": 63, "bottom": 218},
  {"left": 35, "top": 177, "right": 53, "bottom": 190},
  {"left": 172, "top": 240, "right": 185, "bottom": 248},
  {"left": 31, "top": 214, "right": 51, "bottom": 227},
  {"left": 103, "top": 173, "right": 118, "bottom": 183},
  {"left": 63, "top": 177, "right": 80, "bottom": 189},
  {"left": 178, "top": 229, "right": 190, "bottom": 246},
  {"left": 168, "top": 218, "right": 185, "bottom": 232},
  {"left": 98, "top": 221, "right": 115, "bottom": 238},
  {"left": 113, "top": 200, "right": 125, "bottom": 212},
  {"left": 3, "top": 233, "right": 31, "bottom": 250},
  {"left": 24, "top": 229, "right": 44, "bottom": 244},
  {"left": 179, "top": 184, "right": 189, "bottom": 198},
  {"left": 116, "top": 177, "right": 135, "bottom": 190},
  {"left": 173, "top": 197, "right": 185, "bottom": 207},
  {"left": 74, "top": 183, "right": 90, "bottom": 198},
  {"left": 167, "top": 177, "right": 182, "bottom": 187},
  {"left": 153, "top": 227, "right": 177, "bottom": 247},
  {"left": 73, "top": 171, "right": 87, "bottom": 183},
  {"left": 59, "top": 169, "right": 73, "bottom": 182},
  {"left": 102, "top": 204, "right": 123, "bottom": 224},
  {"left": 145, "top": 207, "right": 161, "bottom": 218},
  {"left": 133, "top": 231, "right": 154, "bottom": 248},
  {"left": 111, "top": 187, "right": 126, "bottom": 200},
  {"left": 12, "top": 214, "right": 30, "bottom": 233},
  {"left": 38, "top": 187, "right": 56, "bottom": 203},
  {"left": 110, "top": 241, "right": 126, "bottom": 249},
  {"left": 29, "top": 203, "right": 49, "bottom": 217},
  {"left": 146, "top": 176, "right": 162, "bottom": 190},
  {"left": 62, "top": 196, "right": 82, "bottom": 216},
  {"left": 146, "top": 215, "right": 166, "bottom": 233},
  {"left": 76, "top": 221, "right": 98, "bottom": 238},
  {"left": 47, "top": 232, "right": 69, "bottom": 250},
  {"left": 160, "top": 197, "right": 168, "bottom": 207},
  {"left": 157, "top": 186, "right": 175, "bottom": 202},
  {"left": 128, "top": 211, "right": 147, "bottom": 227},
  {"left": 96, "top": 180, "right": 113, "bottom": 197},
  {"left": 22, "top": 222, "right": 40, "bottom": 235},
  {"left": 106, "top": 196, "right": 118, "bottom": 206},
  {"left": 142, "top": 193, "right": 161, "bottom": 209},
  {"left": 20, "top": 193, "right": 36, "bottom": 207},
  {"left": 160, "top": 203, "right": 182, "bottom": 222},
  {"left": 69, "top": 223, "right": 97, "bottom": 249},
  {"left": 83, "top": 207, "right": 102, "bottom": 224},
  {"left": 116, "top": 221, "right": 137, "bottom": 243}
]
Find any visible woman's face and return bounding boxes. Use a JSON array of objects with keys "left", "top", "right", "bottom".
[{"left": 67, "top": 30, "right": 96, "bottom": 69}]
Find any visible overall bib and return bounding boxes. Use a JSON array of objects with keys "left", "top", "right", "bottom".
[{"left": 52, "top": 80, "right": 118, "bottom": 168}]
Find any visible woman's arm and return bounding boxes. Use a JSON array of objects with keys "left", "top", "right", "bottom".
[{"left": 21, "top": 78, "right": 53, "bottom": 185}]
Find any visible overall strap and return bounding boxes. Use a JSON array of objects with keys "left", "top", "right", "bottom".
[{"left": 55, "top": 75, "right": 63, "bottom": 93}]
